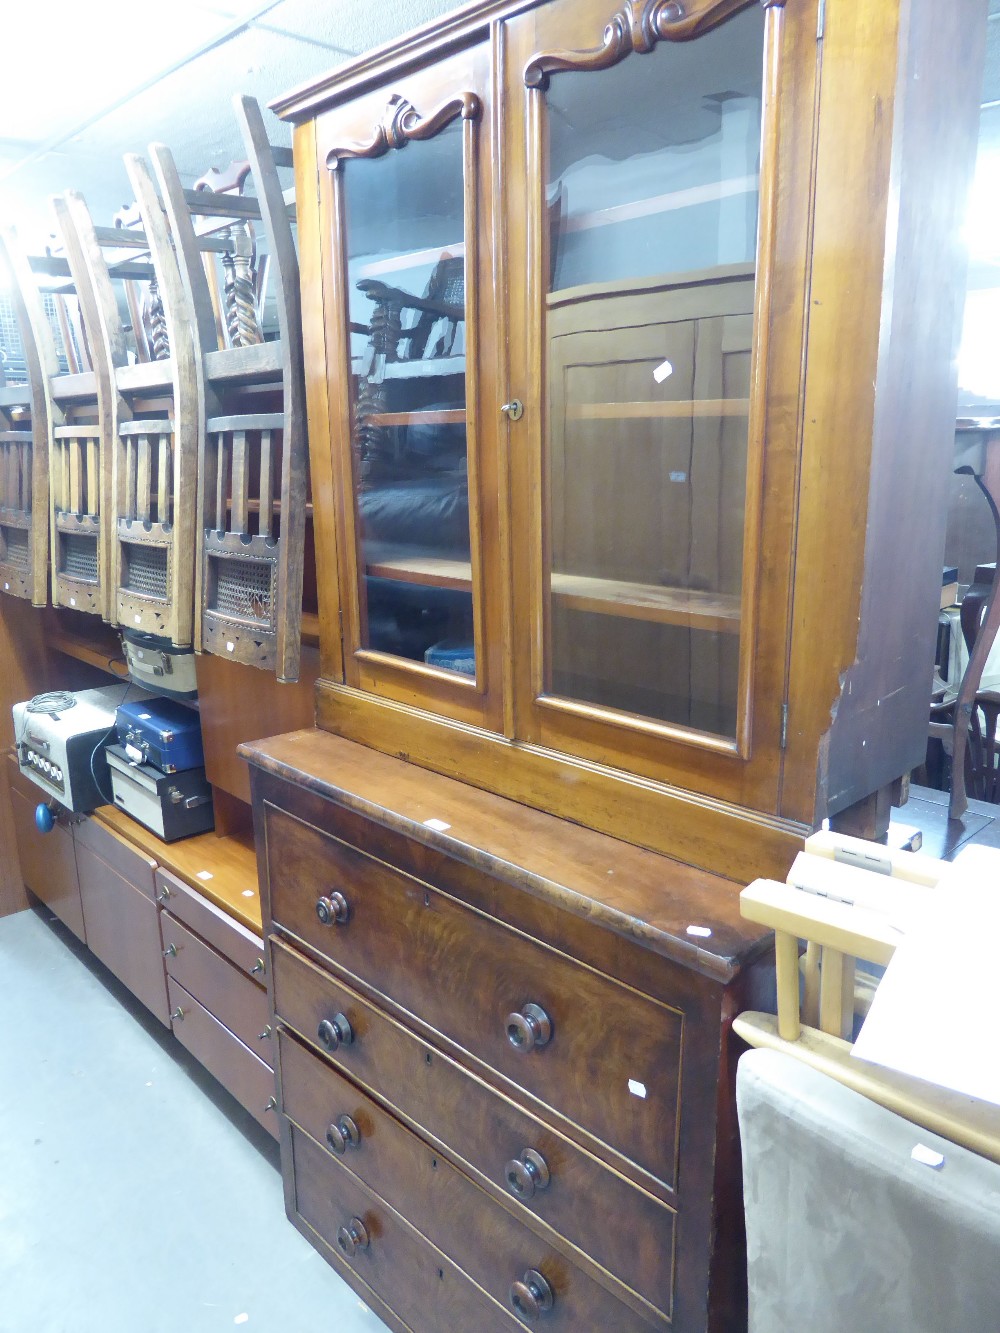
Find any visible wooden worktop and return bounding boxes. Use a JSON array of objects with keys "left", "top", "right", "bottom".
[
  {"left": 240, "top": 728, "right": 774, "bottom": 983},
  {"left": 93, "top": 804, "right": 262, "bottom": 934}
]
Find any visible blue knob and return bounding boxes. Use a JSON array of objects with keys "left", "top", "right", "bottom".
[{"left": 35, "top": 803, "right": 56, "bottom": 834}]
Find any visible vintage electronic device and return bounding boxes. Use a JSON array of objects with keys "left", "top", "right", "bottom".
[
  {"left": 122, "top": 629, "right": 198, "bottom": 700},
  {"left": 13, "top": 685, "right": 147, "bottom": 813},
  {"left": 116, "top": 697, "right": 204, "bottom": 773},
  {"left": 106, "top": 745, "right": 214, "bottom": 841}
]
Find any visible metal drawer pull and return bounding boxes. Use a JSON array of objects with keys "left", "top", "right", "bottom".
[
  {"left": 317, "top": 1013, "right": 354, "bottom": 1052},
  {"left": 506, "top": 1003, "right": 552, "bottom": 1053},
  {"left": 326, "top": 1114, "right": 361, "bottom": 1155},
  {"left": 156, "top": 885, "right": 172, "bottom": 903},
  {"left": 504, "top": 1149, "right": 550, "bottom": 1201},
  {"left": 336, "top": 1216, "right": 369, "bottom": 1258},
  {"left": 264, "top": 1096, "right": 277, "bottom": 1114},
  {"left": 510, "top": 1269, "right": 554, "bottom": 1321},
  {"left": 258, "top": 1025, "right": 272, "bottom": 1041},
  {"left": 315, "top": 892, "right": 350, "bottom": 927},
  {"left": 251, "top": 958, "right": 265, "bottom": 976},
  {"left": 162, "top": 943, "right": 177, "bottom": 958},
  {"left": 170, "top": 1007, "right": 185, "bottom": 1022}
]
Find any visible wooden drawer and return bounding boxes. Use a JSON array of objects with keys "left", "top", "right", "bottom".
[
  {"left": 273, "top": 941, "right": 674, "bottom": 1318},
  {"left": 155, "top": 868, "right": 265, "bottom": 978},
  {"left": 166, "top": 977, "right": 278, "bottom": 1139},
  {"left": 280, "top": 1029, "right": 668, "bottom": 1327},
  {"left": 266, "top": 806, "right": 683, "bottom": 1192},
  {"left": 291, "top": 1124, "right": 527, "bottom": 1333},
  {"left": 161, "top": 912, "right": 272, "bottom": 1066},
  {"left": 77, "top": 839, "right": 169, "bottom": 1026},
  {"left": 76, "top": 816, "right": 157, "bottom": 899},
  {"left": 10, "top": 782, "right": 85, "bottom": 942}
]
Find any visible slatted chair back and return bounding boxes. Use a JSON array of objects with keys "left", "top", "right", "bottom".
[
  {"left": 46, "top": 193, "right": 125, "bottom": 620},
  {"left": 55, "top": 166, "right": 199, "bottom": 649},
  {"left": 0, "top": 229, "right": 57, "bottom": 606},
  {"left": 151, "top": 93, "right": 307, "bottom": 682}
]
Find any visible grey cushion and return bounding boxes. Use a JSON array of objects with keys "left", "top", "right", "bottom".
[{"left": 737, "top": 1048, "right": 1000, "bottom": 1333}]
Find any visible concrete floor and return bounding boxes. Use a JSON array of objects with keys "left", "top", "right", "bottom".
[{"left": 0, "top": 904, "right": 388, "bottom": 1333}]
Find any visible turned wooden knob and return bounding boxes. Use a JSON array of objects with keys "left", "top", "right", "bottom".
[
  {"left": 316, "top": 892, "right": 350, "bottom": 926},
  {"left": 317, "top": 1013, "right": 354, "bottom": 1052},
  {"left": 326, "top": 1114, "right": 361, "bottom": 1155},
  {"left": 510, "top": 1269, "right": 554, "bottom": 1321},
  {"left": 504, "top": 1149, "right": 550, "bottom": 1201},
  {"left": 336, "top": 1216, "right": 369, "bottom": 1258},
  {"left": 506, "top": 1003, "right": 552, "bottom": 1053}
]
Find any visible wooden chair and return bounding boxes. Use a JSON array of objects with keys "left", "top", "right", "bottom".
[
  {"left": 150, "top": 94, "right": 308, "bottom": 682},
  {"left": 18, "top": 199, "right": 127, "bottom": 622},
  {"left": 53, "top": 168, "right": 199, "bottom": 648},
  {"left": 0, "top": 230, "right": 55, "bottom": 607},
  {"left": 735, "top": 868, "right": 1000, "bottom": 1165}
]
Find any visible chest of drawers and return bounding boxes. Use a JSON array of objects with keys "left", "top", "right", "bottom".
[{"left": 244, "top": 730, "right": 772, "bottom": 1331}]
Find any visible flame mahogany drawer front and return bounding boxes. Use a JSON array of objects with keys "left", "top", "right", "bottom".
[
  {"left": 285, "top": 1062, "right": 657, "bottom": 1332},
  {"left": 290, "top": 1124, "right": 517, "bottom": 1333},
  {"left": 265, "top": 805, "right": 683, "bottom": 1193},
  {"left": 275, "top": 982, "right": 675, "bottom": 1320}
]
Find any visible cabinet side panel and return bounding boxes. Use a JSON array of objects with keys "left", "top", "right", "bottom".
[
  {"left": 821, "top": 0, "right": 987, "bottom": 816},
  {"left": 783, "top": 0, "right": 986, "bottom": 823}
]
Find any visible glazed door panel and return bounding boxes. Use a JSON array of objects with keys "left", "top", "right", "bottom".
[
  {"left": 504, "top": 0, "right": 801, "bottom": 809},
  {"left": 317, "top": 43, "right": 504, "bottom": 731}
]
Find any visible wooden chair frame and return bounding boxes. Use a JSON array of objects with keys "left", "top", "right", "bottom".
[
  {"left": 0, "top": 229, "right": 56, "bottom": 607},
  {"left": 152, "top": 94, "right": 307, "bottom": 681},
  {"left": 55, "top": 173, "right": 199, "bottom": 648}
]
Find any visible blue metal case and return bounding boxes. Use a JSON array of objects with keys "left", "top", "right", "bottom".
[{"left": 115, "top": 697, "right": 204, "bottom": 774}]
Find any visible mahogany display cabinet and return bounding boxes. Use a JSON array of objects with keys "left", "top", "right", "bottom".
[{"left": 242, "top": 0, "right": 987, "bottom": 1330}]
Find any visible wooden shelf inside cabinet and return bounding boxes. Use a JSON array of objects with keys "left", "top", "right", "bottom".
[
  {"left": 567, "top": 398, "right": 750, "bottom": 421},
  {"left": 552, "top": 574, "right": 741, "bottom": 633},
  {"left": 363, "top": 408, "right": 465, "bottom": 427},
  {"left": 364, "top": 556, "right": 741, "bottom": 632},
  {"left": 92, "top": 804, "right": 262, "bottom": 933},
  {"left": 365, "top": 555, "right": 473, "bottom": 591}
]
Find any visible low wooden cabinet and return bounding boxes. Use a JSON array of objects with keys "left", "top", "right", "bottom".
[
  {"left": 156, "top": 866, "right": 277, "bottom": 1139},
  {"left": 246, "top": 730, "right": 771, "bottom": 1331}
]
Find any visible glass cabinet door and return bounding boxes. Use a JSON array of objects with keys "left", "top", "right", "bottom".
[
  {"left": 506, "top": 0, "right": 794, "bottom": 800},
  {"left": 320, "top": 46, "right": 502, "bottom": 728}
]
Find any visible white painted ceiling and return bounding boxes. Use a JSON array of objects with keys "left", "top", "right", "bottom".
[{"left": 0, "top": 0, "right": 458, "bottom": 252}]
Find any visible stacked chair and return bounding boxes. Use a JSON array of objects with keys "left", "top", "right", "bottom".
[
  {"left": 0, "top": 230, "right": 53, "bottom": 607},
  {"left": 0, "top": 95, "right": 309, "bottom": 682},
  {"left": 151, "top": 95, "right": 308, "bottom": 682}
]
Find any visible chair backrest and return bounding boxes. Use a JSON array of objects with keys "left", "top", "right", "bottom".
[
  {"left": 0, "top": 228, "right": 58, "bottom": 607},
  {"left": 151, "top": 94, "right": 308, "bottom": 682},
  {"left": 52, "top": 170, "right": 199, "bottom": 648},
  {"left": 737, "top": 1047, "right": 1000, "bottom": 1333},
  {"left": 46, "top": 192, "right": 121, "bottom": 620}
]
